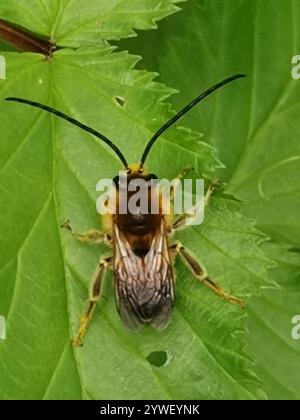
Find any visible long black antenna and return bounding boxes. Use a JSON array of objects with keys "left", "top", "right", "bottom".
[
  {"left": 140, "top": 74, "right": 246, "bottom": 167},
  {"left": 5, "top": 97, "right": 128, "bottom": 168}
]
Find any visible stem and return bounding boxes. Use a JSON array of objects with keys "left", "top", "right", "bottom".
[{"left": 0, "top": 19, "right": 55, "bottom": 56}]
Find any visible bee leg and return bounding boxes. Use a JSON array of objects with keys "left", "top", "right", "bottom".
[
  {"left": 74, "top": 256, "right": 112, "bottom": 347},
  {"left": 61, "top": 220, "right": 111, "bottom": 245},
  {"left": 170, "top": 166, "right": 194, "bottom": 205},
  {"left": 175, "top": 165, "right": 194, "bottom": 181},
  {"left": 164, "top": 166, "right": 195, "bottom": 228},
  {"left": 203, "top": 178, "right": 222, "bottom": 206},
  {"left": 171, "top": 243, "right": 245, "bottom": 308},
  {"left": 171, "top": 179, "right": 221, "bottom": 230}
]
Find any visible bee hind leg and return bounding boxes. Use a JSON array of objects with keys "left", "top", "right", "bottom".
[
  {"left": 171, "top": 243, "right": 245, "bottom": 308},
  {"left": 74, "top": 256, "right": 112, "bottom": 347}
]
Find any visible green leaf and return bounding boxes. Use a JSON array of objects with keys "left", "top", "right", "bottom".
[
  {"left": 121, "top": 0, "right": 300, "bottom": 244},
  {"left": 0, "top": 44, "right": 271, "bottom": 399},
  {"left": 0, "top": 1, "right": 273, "bottom": 400},
  {"left": 246, "top": 243, "right": 300, "bottom": 400},
  {"left": 120, "top": 0, "right": 300, "bottom": 399},
  {"left": 0, "top": 0, "right": 182, "bottom": 46},
  {"left": 0, "top": 40, "right": 15, "bottom": 51}
]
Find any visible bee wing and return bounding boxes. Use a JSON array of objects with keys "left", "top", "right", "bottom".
[{"left": 113, "top": 221, "right": 174, "bottom": 331}]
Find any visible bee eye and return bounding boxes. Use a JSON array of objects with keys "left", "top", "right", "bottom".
[
  {"left": 149, "top": 173, "right": 158, "bottom": 180},
  {"left": 113, "top": 175, "right": 119, "bottom": 186}
]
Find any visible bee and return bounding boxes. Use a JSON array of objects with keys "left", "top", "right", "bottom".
[{"left": 6, "top": 74, "right": 246, "bottom": 346}]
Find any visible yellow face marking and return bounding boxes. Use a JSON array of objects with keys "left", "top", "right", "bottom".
[{"left": 127, "top": 163, "right": 148, "bottom": 175}]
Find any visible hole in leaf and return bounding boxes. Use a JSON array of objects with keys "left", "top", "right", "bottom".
[
  {"left": 146, "top": 351, "right": 168, "bottom": 367},
  {"left": 114, "top": 96, "right": 126, "bottom": 107}
]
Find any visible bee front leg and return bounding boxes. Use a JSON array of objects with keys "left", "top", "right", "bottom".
[
  {"left": 74, "top": 256, "right": 112, "bottom": 347},
  {"left": 168, "top": 166, "right": 194, "bottom": 211},
  {"left": 61, "top": 220, "right": 111, "bottom": 245},
  {"left": 171, "top": 179, "right": 221, "bottom": 230},
  {"left": 171, "top": 243, "right": 245, "bottom": 308},
  {"left": 174, "top": 165, "right": 194, "bottom": 181}
]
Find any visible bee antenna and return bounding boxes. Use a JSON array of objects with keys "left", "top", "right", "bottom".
[
  {"left": 140, "top": 74, "right": 246, "bottom": 167},
  {"left": 5, "top": 97, "right": 129, "bottom": 169}
]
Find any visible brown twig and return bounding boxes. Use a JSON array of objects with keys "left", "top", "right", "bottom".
[{"left": 0, "top": 19, "right": 55, "bottom": 56}]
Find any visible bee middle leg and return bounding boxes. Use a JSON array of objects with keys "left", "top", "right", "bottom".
[
  {"left": 74, "top": 256, "right": 112, "bottom": 347},
  {"left": 171, "top": 243, "right": 245, "bottom": 308},
  {"left": 61, "top": 220, "right": 111, "bottom": 245}
]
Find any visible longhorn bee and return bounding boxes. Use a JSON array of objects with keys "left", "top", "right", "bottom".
[{"left": 6, "top": 74, "right": 245, "bottom": 346}]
